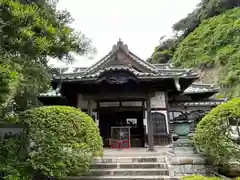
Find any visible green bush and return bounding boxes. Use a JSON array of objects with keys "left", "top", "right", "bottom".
[
  {"left": 181, "top": 175, "right": 222, "bottom": 180},
  {"left": 0, "top": 106, "right": 103, "bottom": 179},
  {"left": 193, "top": 98, "right": 240, "bottom": 165}
]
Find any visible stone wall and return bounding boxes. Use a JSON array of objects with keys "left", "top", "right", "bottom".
[{"left": 166, "top": 152, "right": 216, "bottom": 176}]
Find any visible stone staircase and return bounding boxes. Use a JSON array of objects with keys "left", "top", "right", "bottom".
[{"left": 69, "top": 155, "right": 180, "bottom": 180}]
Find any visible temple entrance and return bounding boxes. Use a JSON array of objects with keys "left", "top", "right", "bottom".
[{"left": 99, "top": 107, "right": 145, "bottom": 148}]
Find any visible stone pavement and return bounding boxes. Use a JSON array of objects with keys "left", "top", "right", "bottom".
[{"left": 102, "top": 146, "right": 171, "bottom": 156}]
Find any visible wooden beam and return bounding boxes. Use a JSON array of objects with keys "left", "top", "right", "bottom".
[
  {"left": 83, "top": 92, "right": 149, "bottom": 101},
  {"left": 96, "top": 101, "right": 100, "bottom": 120}
]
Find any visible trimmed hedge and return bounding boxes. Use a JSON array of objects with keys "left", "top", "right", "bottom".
[
  {"left": 181, "top": 175, "right": 240, "bottom": 180},
  {"left": 193, "top": 98, "right": 240, "bottom": 165},
  {"left": 181, "top": 175, "right": 222, "bottom": 180},
  {"left": 0, "top": 106, "right": 103, "bottom": 179}
]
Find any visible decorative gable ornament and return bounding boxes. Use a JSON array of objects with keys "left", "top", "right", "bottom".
[{"left": 97, "top": 72, "right": 138, "bottom": 84}]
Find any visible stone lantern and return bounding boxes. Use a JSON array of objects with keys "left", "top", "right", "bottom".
[{"left": 170, "top": 118, "right": 195, "bottom": 154}]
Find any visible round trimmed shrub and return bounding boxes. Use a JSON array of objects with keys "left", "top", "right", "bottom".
[
  {"left": 1, "top": 106, "right": 103, "bottom": 179},
  {"left": 181, "top": 175, "right": 223, "bottom": 180},
  {"left": 193, "top": 98, "right": 240, "bottom": 165}
]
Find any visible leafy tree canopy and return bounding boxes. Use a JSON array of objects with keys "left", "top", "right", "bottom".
[
  {"left": 173, "top": 0, "right": 240, "bottom": 38},
  {"left": 173, "top": 8, "right": 240, "bottom": 97},
  {"left": 0, "top": 0, "right": 93, "bottom": 113},
  {"left": 0, "top": 0, "right": 92, "bottom": 59},
  {"left": 193, "top": 98, "right": 240, "bottom": 165},
  {"left": 0, "top": 64, "right": 20, "bottom": 116},
  {"left": 148, "top": 36, "right": 177, "bottom": 64}
]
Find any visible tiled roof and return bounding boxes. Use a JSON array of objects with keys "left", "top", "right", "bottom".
[
  {"left": 52, "top": 67, "right": 87, "bottom": 75},
  {"left": 172, "top": 100, "right": 226, "bottom": 107},
  {"left": 52, "top": 40, "right": 198, "bottom": 81},
  {"left": 53, "top": 65, "right": 199, "bottom": 81},
  {"left": 153, "top": 63, "right": 171, "bottom": 69},
  {"left": 84, "top": 65, "right": 156, "bottom": 78},
  {"left": 83, "top": 40, "right": 160, "bottom": 76},
  {"left": 184, "top": 83, "right": 219, "bottom": 94}
]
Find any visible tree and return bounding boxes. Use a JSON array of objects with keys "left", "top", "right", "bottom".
[
  {"left": 0, "top": 0, "right": 94, "bottom": 114},
  {"left": 0, "top": 64, "right": 20, "bottom": 116},
  {"left": 173, "top": 8, "right": 240, "bottom": 97},
  {"left": 173, "top": 0, "right": 240, "bottom": 39},
  {"left": 148, "top": 36, "right": 178, "bottom": 64},
  {"left": 193, "top": 98, "right": 240, "bottom": 165},
  {"left": 0, "top": 106, "right": 103, "bottom": 179}
]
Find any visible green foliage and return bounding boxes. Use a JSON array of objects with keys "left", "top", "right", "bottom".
[
  {"left": 150, "top": 0, "right": 239, "bottom": 64},
  {"left": 181, "top": 175, "right": 223, "bottom": 180},
  {"left": 0, "top": 0, "right": 94, "bottom": 112},
  {"left": 193, "top": 98, "right": 240, "bottom": 165},
  {"left": 0, "top": 65, "right": 20, "bottom": 116},
  {"left": 148, "top": 37, "right": 177, "bottom": 64},
  {"left": 0, "top": 106, "right": 103, "bottom": 179},
  {"left": 173, "top": 8, "right": 240, "bottom": 97},
  {"left": 150, "top": 51, "right": 171, "bottom": 64},
  {"left": 0, "top": 65, "right": 19, "bottom": 105},
  {"left": 0, "top": 0, "right": 92, "bottom": 59},
  {"left": 173, "top": 0, "right": 240, "bottom": 38},
  {"left": 0, "top": 138, "right": 30, "bottom": 180}
]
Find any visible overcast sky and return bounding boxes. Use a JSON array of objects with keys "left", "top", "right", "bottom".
[{"left": 52, "top": 0, "right": 201, "bottom": 67}]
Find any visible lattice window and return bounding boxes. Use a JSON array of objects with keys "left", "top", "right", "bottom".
[{"left": 151, "top": 112, "right": 167, "bottom": 135}]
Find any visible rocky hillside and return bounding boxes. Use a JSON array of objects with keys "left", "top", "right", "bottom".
[{"left": 173, "top": 8, "right": 240, "bottom": 97}]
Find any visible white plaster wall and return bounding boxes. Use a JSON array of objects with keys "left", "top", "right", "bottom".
[
  {"left": 77, "top": 94, "right": 96, "bottom": 109},
  {"left": 150, "top": 92, "right": 166, "bottom": 108}
]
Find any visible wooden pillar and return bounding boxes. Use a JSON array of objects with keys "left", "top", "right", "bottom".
[
  {"left": 77, "top": 94, "right": 82, "bottom": 109},
  {"left": 146, "top": 97, "right": 155, "bottom": 151},
  {"left": 96, "top": 101, "right": 100, "bottom": 126},
  {"left": 96, "top": 101, "right": 100, "bottom": 120},
  {"left": 164, "top": 92, "right": 170, "bottom": 134},
  {"left": 87, "top": 99, "right": 92, "bottom": 117}
]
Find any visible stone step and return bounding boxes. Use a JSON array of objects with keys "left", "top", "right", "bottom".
[
  {"left": 67, "top": 175, "right": 180, "bottom": 180},
  {"left": 102, "top": 149, "right": 168, "bottom": 157},
  {"left": 93, "top": 156, "right": 165, "bottom": 163},
  {"left": 91, "top": 162, "right": 167, "bottom": 169},
  {"left": 85, "top": 168, "right": 169, "bottom": 176}
]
